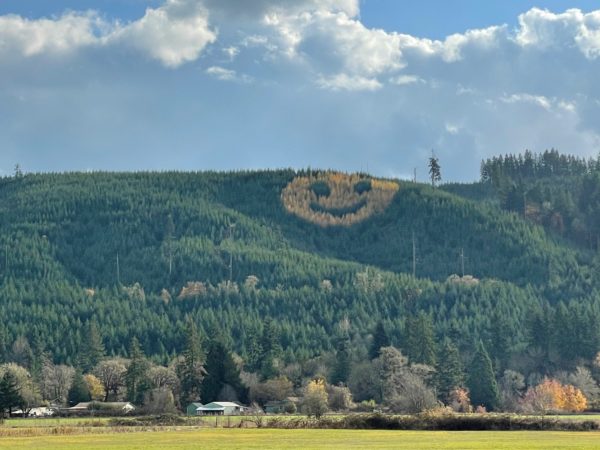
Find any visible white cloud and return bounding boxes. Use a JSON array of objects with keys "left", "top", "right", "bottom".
[
  {"left": 0, "top": 0, "right": 216, "bottom": 67},
  {"left": 206, "top": 66, "right": 252, "bottom": 83},
  {"left": 3, "top": 3, "right": 600, "bottom": 180},
  {"left": 389, "top": 74, "right": 424, "bottom": 85},
  {"left": 0, "top": 12, "right": 105, "bottom": 57},
  {"left": 316, "top": 74, "right": 382, "bottom": 91},
  {"left": 516, "top": 8, "right": 600, "bottom": 58}
]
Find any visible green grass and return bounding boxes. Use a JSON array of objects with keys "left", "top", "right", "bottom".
[{"left": 1, "top": 428, "right": 600, "bottom": 449}]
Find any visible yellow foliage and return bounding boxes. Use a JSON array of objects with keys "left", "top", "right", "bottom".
[
  {"left": 281, "top": 172, "right": 399, "bottom": 226},
  {"left": 563, "top": 384, "right": 587, "bottom": 412},
  {"left": 84, "top": 373, "right": 105, "bottom": 401}
]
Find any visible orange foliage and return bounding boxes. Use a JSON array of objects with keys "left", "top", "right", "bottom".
[
  {"left": 563, "top": 384, "right": 587, "bottom": 412},
  {"left": 522, "top": 378, "right": 587, "bottom": 413}
]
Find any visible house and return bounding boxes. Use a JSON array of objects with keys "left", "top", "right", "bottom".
[
  {"left": 186, "top": 402, "right": 203, "bottom": 416},
  {"left": 63, "top": 402, "right": 135, "bottom": 415},
  {"left": 195, "top": 401, "right": 248, "bottom": 416},
  {"left": 28, "top": 407, "right": 56, "bottom": 417}
]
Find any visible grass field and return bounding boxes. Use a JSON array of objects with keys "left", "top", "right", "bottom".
[{"left": 1, "top": 428, "right": 600, "bottom": 449}]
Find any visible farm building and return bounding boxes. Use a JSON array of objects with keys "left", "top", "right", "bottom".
[
  {"left": 63, "top": 402, "right": 135, "bottom": 415},
  {"left": 186, "top": 402, "right": 203, "bottom": 416},
  {"left": 195, "top": 402, "right": 248, "bottom": 415}
]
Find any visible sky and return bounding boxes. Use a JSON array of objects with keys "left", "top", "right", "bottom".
[{"left": 1, "top": 1, "right": 600, "bottom": 182}]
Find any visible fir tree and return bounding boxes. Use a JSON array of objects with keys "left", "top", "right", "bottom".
[
  {"left": 331, "top": 332, "right": 351, "bottom": 385},
  {"left": 405, "top": 312, "right": 436, "bottom": 366},
  {"left": 125, "top": 337, "right": 150, "bottom": 405},
  {"left": 177, "top": 319, "right": 205, "bottom": 405},
  {"left": 68, "top": 371, "right": 91, "bottom": 406},
  {"left": 434, "top": 339, "right": 464, "bottom": 403},
  {"left": 201, "top": 338, "right": 245, "bottom": 403},
  {"left": 0, "top": 370, "right": 23, "bottom": 418},
  {"left": 259, "top": 318, "right": 282, "bottom": 380},
  {"left": 468, "top": 341, "right": 499, "bottom": 411},
  {"left": 428, "top": 151, "right": 442, "bottom": 187},
  {"left": 369, "top": 321, "right": 390, "bottom": 360},
  {"left": 79, "top": 321, "right": 105, "bottom": 373}
]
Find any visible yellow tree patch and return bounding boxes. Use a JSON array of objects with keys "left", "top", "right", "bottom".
[{"left": 281, "top": 172, "right": 399, "bottom": 226}]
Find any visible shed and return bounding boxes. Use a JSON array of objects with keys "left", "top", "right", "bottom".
[
  {"left": 196, "top": 401, "right": 248, "bottom": 416},
  {"left": 186, "top": 402, "right": 203, "bottom": 416}
]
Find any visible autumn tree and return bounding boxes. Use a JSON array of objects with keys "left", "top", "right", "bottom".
[
  {"left": 84, "top": 374, "right": 105, "bottom": 401},
  {"left": 302, "top": 378, "right": 329, "bottom": 419}
]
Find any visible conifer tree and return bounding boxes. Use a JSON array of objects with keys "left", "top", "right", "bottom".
[
  {"left": 405, "top": 312, "right": 436, "bottom": 366},
  {"left": 177, "top": 319, "right": 205, "bottom": 405},
  {"left": 428, "top": 151, "right": 442, "bottom": 187},
  {"left": 80, "top": 322, "right": 105, "bottom": 373},
  {"left": 434, "top": 339, "right": 464, "bottom": 403},
  {"left": 369, "top": 321, "right": 390, "bottom": 360},
  {"left": 331, "top": 332, "right": 351, "bottom": 385},
  {"left": 0, "top": 370, "right": 23, "bottom": 418},
  {"left": 259, "top": 318, "right": 282, "bottom": 380},
  {"left": 68, "top": 370, "right": 91, "bottom": 406},
  {"left": 125, "top": 337, "right": 150, "bottom": 405},
  {"left": 201, "top": 338, "right": 245, "bottom": 403},
  {"left": 468, "top": 341, "right": 499, "bottom": 411}
]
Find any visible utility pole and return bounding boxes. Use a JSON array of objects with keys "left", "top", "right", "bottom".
[
  {"left": 413, "top": 168, "right": 417, "bottom": 183},
  {"left": 459, "top": 248, "right": 466, "bottom": 277},
  {"left": 228, "top": 223, "right": 236, "bottom": 284},
  {"left": 412, "top": 231, "right": 416, "bottom": 278},
  {"left": 116, "top": 252, "right": 120, "bottom": 285}
]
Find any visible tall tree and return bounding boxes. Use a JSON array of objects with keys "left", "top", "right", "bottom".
[
  {"left": 434, "top": 339, "right": 464, "bottom": 403},
  {"left": 331, "top": 331, "right": 352, "bottom": 385},
  {"left": 404, "top": 312, "right": 436, "bottom": 366},
  {"left": 125, "top": 338, "right": 150, "bottom": 405},
  {"left": 80, "top": 322, "right": 105, "bottom": 373},
  {"left": 259, "top": 318, "right": 282, "bottom": 380},
  {"left": 0, "top": 370, "right": 23, "bottom": 418},
  {"left": 68, "top": 371, "right": 91, "bottom": 406},
  {"left": 468, "top": 341, "right": 499, "bottom": 411},
  {"left": 428, "top": 150, "right": 442, "bottom": 187},
  {"left": 369, "top": 321, "right": 390, "bottom": 360},
  {"left": 177, "top": 319, "right": 205, "bottom": 405},
  {"left": 201, "top": 338, "right": 245, "bottom": 403}
]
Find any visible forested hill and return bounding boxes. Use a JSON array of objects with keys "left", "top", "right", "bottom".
[{"left": 0, "top": 164, "right": 599, "bottom": 369}]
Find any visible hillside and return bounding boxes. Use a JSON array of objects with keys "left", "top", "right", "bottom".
[{"left": 0, "top": 167, "right": 598, "bottom": 368}]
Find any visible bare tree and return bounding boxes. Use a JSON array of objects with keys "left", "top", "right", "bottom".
[{"left": 94, "top": 358, "right": 128, "bottom": 401}]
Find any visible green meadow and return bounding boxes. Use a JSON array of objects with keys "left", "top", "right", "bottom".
[{"left": 1, "top": 428, "right": 600, "bottom": 449}]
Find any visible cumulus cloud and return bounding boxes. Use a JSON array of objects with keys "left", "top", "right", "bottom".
[
  {"left": 0, "top": 0, "right": 216, "bottom": 67},
  {"left": 0, "top": 12, "right": 105, "bottom": 57},
  {"left": 516, "top": 8, "right": 600, "bottom": 58},
  {"left": 2, "top": 2, "right": 600, "bottom": 181}
]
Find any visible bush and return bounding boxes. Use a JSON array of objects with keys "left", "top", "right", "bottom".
[
  {"left": 109, "top": 414, "right": 185, "bottom": 427},
  {"left": 259, "top": 413, "right": 600, "bottom": 431}
]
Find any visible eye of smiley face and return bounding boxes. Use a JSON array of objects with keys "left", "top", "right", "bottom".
[{"left": 281, "top": 172, "right": 399, "bottom": 227}]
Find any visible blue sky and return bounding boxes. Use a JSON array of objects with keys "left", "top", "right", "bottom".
[{"left": 1, "top": 1, "right": 600, "bottom": 181}]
